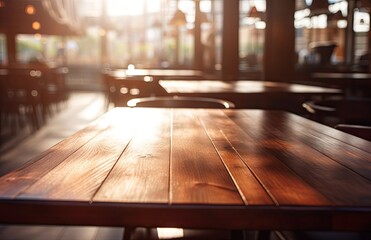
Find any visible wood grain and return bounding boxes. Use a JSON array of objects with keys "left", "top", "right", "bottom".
[
  {"left": 170, "top": 109, "right": 242, "bottom": 205},
  {"left": 0, "top": 108, "right": 371, "bottom": 231},
  {"left": 220, "top": 110, "right": 331, "bottom": 206},
  {"left": 283, "top": 110, "right": 371, "bottom": 153},
  {"left": 94, "top": 108, "right": 171, "bottom": 203},
  {"left": 198, "top": 110, "right": 274, "bottom": 206},
  {"left": 16, "top": 108, "right": 137, "bottom": 201},
  {"left": 0, "top": 109, "right": 118, "bottom": 198},
  {"left": 231, "top": 110, "right": 371, "bottom": 205}
]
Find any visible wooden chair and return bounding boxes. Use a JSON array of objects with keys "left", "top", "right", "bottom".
[
  {"left": 335, "top": 124, "right": 371, "bottom": 141},
  {"left": 108, "top": 76, "right": 167, "bottom": 107},
  {"left": 302, "top": 99, "right": 339, "bottom": 126},
  {"left": 41, "top": 67, "right": 69, "bottom": 115},
  {"left": 127, "top": 96, "right": 236, "bottom": 109},
  {"left": 302, "top": 98, "right": 371, "bottom": 126},
  {"left": 1, "top": 69, "right": 44, "bottom": 132}
]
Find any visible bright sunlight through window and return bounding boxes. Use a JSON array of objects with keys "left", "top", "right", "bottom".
[{"left": 106, "top": 0, "right": 161, "bottom": 16}]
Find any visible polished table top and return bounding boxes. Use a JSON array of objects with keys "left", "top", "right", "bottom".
[
  {"left": 0, "top": 108, "right": 370, "bottom": 231},
  {"left": 311, "top": 72, "right": 371, "bottom": 97},
  {"left": 312, "top": 72, "right": 371, "bottom": 80},
  {"left": 108, "top": 69, "right": 203, "bottom": 80},
  {"left": 159, "top": 80, "right": 342, "bottom": 94},
  {"left": 159, "top": 80, "right": 342, "bottom": 112}
]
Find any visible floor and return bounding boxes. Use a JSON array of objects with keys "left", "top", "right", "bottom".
[{"left": 0, "top": 91, "right": 108, "bottom": 176}]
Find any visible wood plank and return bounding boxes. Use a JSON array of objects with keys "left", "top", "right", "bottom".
[
  {"left": 215, "top": 110, "right": 331, "bottom": 206},
  {"left": 268, "top": 111, "right": 371, "bottom": 180},
  {"left": 15, "top": 108, "right": 138, "bottom": 201},
  {"left": 197, "top": 110, "right": 275, "bottom": 206},
  {"left": 289, "top": 111, "right": 371, "bottom": 153},
  {"left": 231, "top": 110, "right": 371, "bottom": 205},
  {"left": 0, "top": 109, "right": 119, "bottom": 198},
  {"left": 1, "top": 108, "right": 370, "bottom": 231},
  {"left": 94, "top": 109, "right": 171, "bottom": 203},
  {"left": 170, "top": 109, "right": 242, "bottom": 205}
]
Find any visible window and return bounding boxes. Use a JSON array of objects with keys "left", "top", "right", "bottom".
[
  {"left": 239, "top": 0, "right": 266, "bottom": 73},
  {"left": 16, "top": 34, "right": 65, "bottom": 66},
  {"left": 295, "top": 0, "right": 370, "bottom": 70},
  {"left": 74, "top": 0, "right": 222, "bottom": 70},
  {"left": 0, "top": 34, "right": 6, "bottom": 65}
]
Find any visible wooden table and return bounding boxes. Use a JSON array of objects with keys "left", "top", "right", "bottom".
[
  {"left": 103, "top": 69, "right": 204, "bottom": 107},
  {"left": 159, "top": 80, "right": 342, "bottom": 112},
  {"left": 108, "top": 69, "right": 204, "bottom": 81},
  {"left": 311, "top": 72, "right": 371, "bottom": 97},
  {"left": 0, "top": 108, "right": 370, "bottom": 233},
  {"left": 312, "top": 72, "right": 371, "bottom": 80},
  {"left": 160, "top": 80, "right": 342, "bottom": 94}
]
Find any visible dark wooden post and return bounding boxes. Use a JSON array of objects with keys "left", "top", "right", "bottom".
[
  {"left": 194, "top": 0, "right": 203, "bottom": 70},
  {"left": 222, "top": 0, "right": 239, "bottom": 80},
  {"left": 6, "top": 32, "right": 17, "bottom": 66},
  {"left": 345, "top": 0, "right": 356, "bottom": 65},
  {"left": 263, "top": 0, "right": 296, "bottom": 81}
]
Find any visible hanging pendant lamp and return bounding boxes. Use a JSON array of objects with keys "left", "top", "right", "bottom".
[{"left": 169, "top": 9, "right": 187, "bottom": 26}]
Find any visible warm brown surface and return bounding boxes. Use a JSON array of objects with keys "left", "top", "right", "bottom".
[
  {"left": 159, "top": 80, "right": 341, "bottom": 94},
  {"left": 109, "top": 69, "right": 203, "bottom": 80},
  {"left": 158, "top": 80, "right": 342, "bottom": 112},
  {"left": 0, "top": 108, "right": 370, "bottom": 231}
]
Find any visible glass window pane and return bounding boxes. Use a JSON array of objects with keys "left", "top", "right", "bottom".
[
  {"left": 239, "top": 0, "right": 266, "bottom": 73},
  {"left": 295, "top": 0, "right": 348, "bottom": 68},
  {"left": 16, "top": 34, "right": 43, "bottom": 64},
  {"left": 0, "top": 34, "right": 6, "bottom": 65}
]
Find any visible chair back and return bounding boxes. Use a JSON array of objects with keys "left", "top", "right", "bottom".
[
  {"left": 303, "top": 98, "right": 371, "bottom": 126},
  {"left": 104, "top": 75, "right": 167, "bottom": 107},
  {"left": 335, "top": 124, "right": 371, "bottom": 141},
  {"left": 127, "top": 96, "right": 235, "bottom": 109}
]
